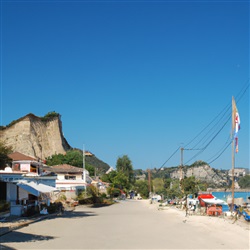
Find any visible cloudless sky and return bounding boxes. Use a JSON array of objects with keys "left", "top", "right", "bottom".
[{"left": 0, "top": 0, "right": 249, "bottom": 171}]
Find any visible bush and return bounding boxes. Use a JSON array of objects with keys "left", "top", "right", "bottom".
[
  {"left": 107, "top": 187, "right": 121, "bottom": 198},
  {"left": 47, "top": 202, "right": 63, "bottom": 213},
  {"left": 23, "top": 206, "right": 39, "bottom": 217},
  {"left": 0, "top": 201, "right": 10, "bottom": 212}
]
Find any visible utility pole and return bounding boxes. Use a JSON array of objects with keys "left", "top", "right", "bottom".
[
  {"left": 179, "top": 147, "right": 184, "bottom": 180},
  {"left": 82, "top": 145, "right": 86, "bottom": 195},
  {"left": 147, "top": 169, "right": 152, "bottom": 195}
]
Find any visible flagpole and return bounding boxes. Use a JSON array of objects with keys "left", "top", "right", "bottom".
[
  {"left": 231, "top": 135, "right": 235, "bottom": 211},
  {"left": 231, "top": 97, "right": 235, "bottom": 211}
]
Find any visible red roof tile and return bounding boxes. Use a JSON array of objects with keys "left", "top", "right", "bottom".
[
  {"left": 8, "top": 152, "right": 37, "bottom": 161},
  {"left": 45, "top": 164, "right": 83, "bottom": 173}
]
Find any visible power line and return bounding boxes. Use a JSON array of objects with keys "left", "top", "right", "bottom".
[
  {"left": 156, "top": 146, "right": 180, "bottom": 173},
  {"left": 184, "top": 80, "right": 249, "bottom": 152},
  {"left": 157, "top": 80, "right": 249, "bottom": 170},
  {"left": 207, "top": 139, "right": 232, "bottom": 165}
]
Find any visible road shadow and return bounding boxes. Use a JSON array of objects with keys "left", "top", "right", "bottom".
[
  {"left": 58, "top": 210, "right": 97, "bottom": 219},
  {"left": 89, "top": 203, "right": 114, "bottom": 208},
  {"left": 0, "top": 245, "right": 16, "bottom": 250},
  {"left": 0, "top": 231, "right": 55, "bottom": 244}
]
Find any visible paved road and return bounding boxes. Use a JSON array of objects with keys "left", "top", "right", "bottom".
[{"left": 0, "top": 200, "right": 249, "bottom": 249}]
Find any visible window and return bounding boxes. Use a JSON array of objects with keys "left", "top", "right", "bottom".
[{"left": 65, "top": 175, "right": 76, "bottom": 180}]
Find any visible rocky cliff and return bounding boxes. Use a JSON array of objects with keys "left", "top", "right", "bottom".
[
  {"left": 170, "top": 164, "right": 228, "bottom": 187},
  {"left": 136, "top": 161, "right": 230, "bottom": 187},
  {"left": 0, "top": 113, "right": 71, "bottom": 160}
]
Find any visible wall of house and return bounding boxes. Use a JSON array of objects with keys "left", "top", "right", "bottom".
[
  {"left": 6, "top": 183, "right": 17, "bottom": 202},
  {"left": 57, "top": 173, "right": 65, "bottom": 180},
  {"left": 75, "top": 174, "right": 82, "bottom": 180},
  {"left": 60, "top": 186, "right": 85, "bottom": 199},
  {"left": 19, "top": 187, "right": 28, "bottom": 200},
  {"left": 56, "top": 173, "right": 83, "bottom": 181},
  {"left": 20, "top": 163, "right": 31, "bottom": 172},
  {"left": 6, "top": 183, "right": 28, "bottom": 202}
]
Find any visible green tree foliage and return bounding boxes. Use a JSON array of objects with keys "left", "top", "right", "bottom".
[
  {"left": 101, "top": 171, "right": 130, "bottom": 191},
  {"left": 46, "top": 150, "right": 95, "bottom": 176},
  {"left": 41, "top": 111, "right": 60, "bottom": 121},
  {"left": 116, "top": 155, "right": 135, "bottom": 184},
  {"left": 152, "top": 178, "right": 165, "bottom": 194},
  {"left": 134, "top": 180, "right": 149, "bottom": 198},
  {"left": 101, "top": 171, "right": 118, "bottom": 184},
  {"left": 0, "top": 141, "right": 13, "bottom": 170},
  {"left": 164, "top": 178, "right": 182, "bottom": 199},
  {"left": 113, "top": 172, "right": 129, "bottom": 190},
  {"left": 238, "top": 175, "right": 250, "bottom": 188},
  {"left": 46, "top": 153, "right": 65, "bottom": 166},
  {"left": 64, "top": 150, "right": 83, "bottom": 167},
  {"left": 190, "top": 160, "right": 209, "bottom": 167},
  {"left": 180, "top": 176, "right": 199, "bottom": 198},
  {"left": 107, "top": 187, "right": 121, "bottom": 198}
]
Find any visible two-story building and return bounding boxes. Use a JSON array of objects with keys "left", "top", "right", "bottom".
[
  {"left": 42, "top": 164, "right": 90, "bottom": 199},
  {"left": 0, "top": 152, "right": 59, "bottom": 216}
]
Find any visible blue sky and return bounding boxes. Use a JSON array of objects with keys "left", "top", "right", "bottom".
[{"left": 0, "top": 0, "right": 249, "bottom": 171}]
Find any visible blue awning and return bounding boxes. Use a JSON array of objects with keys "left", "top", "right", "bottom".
[{"left": 17, "top": 181, "right": 59, "bottom": 197}]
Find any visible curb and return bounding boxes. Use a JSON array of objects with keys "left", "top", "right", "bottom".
[{"left": 0, "top": 213, "right": 59, "bottom": 237}]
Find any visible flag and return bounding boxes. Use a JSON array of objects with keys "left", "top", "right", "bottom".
[{"left": 232, "top": 97, "right": 240, "bottom": 153}]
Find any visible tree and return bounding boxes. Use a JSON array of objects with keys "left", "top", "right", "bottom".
[
  {"left": 101, "top": 171, "right": 118, "bottom": 184},
  {"left": 180, "top": 176, "right": 199, "bottom": 216},
  {"left": 113, "top": 172, "right": 129, "bottom": 191},
  {"left": 101, "top": 171, "right": 130, "bottom": 191},
  {"left": 152, "top": 178, "right": 165, "bottom": 194},
  {"left": 134, "top": 180, "right": 149, "bottom": 198},
  {"left": 65, "top": 150, "right": 83, "bottom": 168},
  {"left": 181, "top": 176, "right": 198, "bottom": 195},
  {"left": 238, "top": 175, "right": 250, "bottom": 188},
  {"left": 46, "top": 153, "right": 65, "bottom": 166},
  {"left": 0, "top": 141, "right": 13, "bottom": 170},
  {"left": 45, "top": 150, "right": 95, "bottom": 176},
  {"left": 116, "top": 155, "right": 135, "bottom": 184},
  {"left": 164, "top": 178, "right": 182, "bottom": 199}
]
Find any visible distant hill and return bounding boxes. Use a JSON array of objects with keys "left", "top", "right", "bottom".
[
  {"left": 86, "top": 154, "right": 110, "bottom": 175},
  {"left": 135, "top": 161, "right": 230, "bottom": 188}
]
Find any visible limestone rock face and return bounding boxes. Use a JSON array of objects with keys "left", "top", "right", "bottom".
[
  {"left": 170, "top": 164, "right": 228, "bottom": 186},
  {"left": 0, "top": 113, "right": 71, "bottom": 160}
]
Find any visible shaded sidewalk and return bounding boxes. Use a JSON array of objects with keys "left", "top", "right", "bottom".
[{"left": 0, "top": 213, "right": 59, "bottom": 237}]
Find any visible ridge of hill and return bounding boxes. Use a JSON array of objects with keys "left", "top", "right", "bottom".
[{"left": 135, "top": 161, "right": 230, "bottom": 187}]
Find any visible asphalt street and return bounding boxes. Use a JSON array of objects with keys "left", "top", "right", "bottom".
[{"left": 0, "top": 200, "right": 249, "bottom": 250}]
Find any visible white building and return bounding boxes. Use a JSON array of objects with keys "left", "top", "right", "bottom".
[
  {"left": 0, "top": 152, "right": 58, "bottom": 216},
  {"left": 43, "top": 164, "right": 90, "bottom": 198}
]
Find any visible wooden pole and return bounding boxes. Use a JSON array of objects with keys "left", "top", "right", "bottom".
[
  {"left": 179, "top": 147, "right": 184, "bottom": 189},
  {"left": 231, "top": 97, "right": 236, "bottom": 211},
  {"left": 180, "top": 147, "right": 184, "bottom": 180},
  {"left": 148, "top": 169, "right": 151, "bottom": 194}
]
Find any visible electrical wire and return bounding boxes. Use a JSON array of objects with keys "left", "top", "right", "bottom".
[
  {"left": 156, "top": 146, "right": 180, "bottom": 173},
  {"left": 156, "top": 80, "right": 249, "bottom": 171}
]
